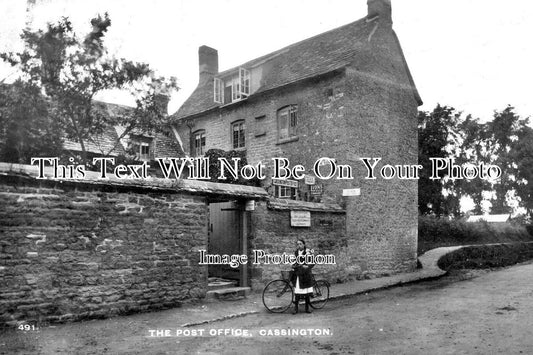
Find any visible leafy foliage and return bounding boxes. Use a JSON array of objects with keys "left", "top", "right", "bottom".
[
  {"left": 484, "top": 107, "right": 531, "bottom": 214},
  {"left": 437, "top": 243, "right": 533, "bottom": 270},
  {"left": 418, "top": 215, "right": 532, "bottom": 254},
  {"left": 418, "top": 104, "right": 533, "bottom": 219},
  {"left": 0, "top": 14, "right": 178, "bottom": 165},
  {"left": 204, "top": 149, "right": 261, "bottom": 186},
  {"left": 417, "top": 105, "right": 465, "bottom": 216},
  {"left": 0, "top": 80, "right": 63, "bottom": 163}
]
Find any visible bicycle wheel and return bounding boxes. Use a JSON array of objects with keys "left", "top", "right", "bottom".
[
  {"left": 262, "top": 279, "right": 294, "bottom": 313},
  {"left": 310, "top": 280, "right": 329, "bottom": 309}
]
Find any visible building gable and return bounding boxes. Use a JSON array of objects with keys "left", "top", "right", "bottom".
[{"left": 173, "top": 0, "right": 421, "bottom": 122}]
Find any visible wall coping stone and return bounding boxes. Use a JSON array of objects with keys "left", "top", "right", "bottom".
[
  {"left": 267, "top": 197, "right": 345, "bottom": 213},
  {"left": 0, "top": 162, "right": 268, "bottom": 200}
]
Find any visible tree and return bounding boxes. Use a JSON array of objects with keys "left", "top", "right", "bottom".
[
  {"left": 1, "top": 14, "right": 178, "bottom": 165},
  {"left": 449, "top": 114, "right": 489, "bottom": 214},
  {"left": 418, "top": 104, "right": 532, "bottom": 219},
  {"left": 418, "top": 104, "right": 463, "bottom": 216},
  {"left": 484, "top": 106, "right": 529, "bottom": 214},
  {"left": 0, "top": 80, "right": 63, "bottom": 163},
  {"left": 513, "top": 126, "right": 533, "bottom": 219}
]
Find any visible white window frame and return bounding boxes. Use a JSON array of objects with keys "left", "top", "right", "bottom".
[
  {"left": 239, "top": 67, "right": 250, "bottom": 97},
  {"left": 214, "top": 78, "right": 223, "bottom": 104},
  {"left": 276, "top": 185, "right": 293, "bottom": 199},
  {"left": 214, "top": 67, "right": 251, "bottom": 104},
  {"left": 139, "top": 142, "right": 150, "bottom": 161},
  {"left": 231, "top": 77, "right": 241, "bottom": 102}
]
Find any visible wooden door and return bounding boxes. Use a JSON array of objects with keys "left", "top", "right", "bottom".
[{"left": 208, "top": 201, "right": 242, "bottom": 281}]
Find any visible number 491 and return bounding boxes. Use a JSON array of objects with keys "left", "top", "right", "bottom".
[{"left": 18, "top": 324, "right": 37, "bottom": 331}]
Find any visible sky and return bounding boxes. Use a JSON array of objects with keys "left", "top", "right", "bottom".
[{"left": 1, "top": 0, "right": 533, "bottom": 122}]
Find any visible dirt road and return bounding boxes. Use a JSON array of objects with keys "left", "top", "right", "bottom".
[{"left": 3, "top": 262, "right": 533, "bottom": 354}]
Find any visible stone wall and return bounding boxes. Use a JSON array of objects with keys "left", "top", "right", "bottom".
[
  {"left": 0, "top": 174, "right": 209, "bottom": 325},
  {"left": 340, "top": 24, "right": 419, "bottom": 275},
  {"left": 248, "top": 200, "right": 350, "bottom": 290}
]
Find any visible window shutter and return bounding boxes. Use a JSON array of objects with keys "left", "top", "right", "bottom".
[
  {"left": 232, "top": 78, "right": 241, "bottom": 101},
  {"left": 239, "top": 68, "right": 250, "bottom": 97},
  {"left": 214, "top": 78, "right": 223, "bottom": 103}
]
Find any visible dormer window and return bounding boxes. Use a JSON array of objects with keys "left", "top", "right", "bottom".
[
  {"left": 131, "top": 138, "right": 152, "bottom": 162},
  {"left": 214, "top": 67, "right": 250, "bottom": 104}
]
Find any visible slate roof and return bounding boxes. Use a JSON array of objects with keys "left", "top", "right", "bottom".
[
  {"left": 60, "top": 101, "right": 183, "bottom": 157},
  {"left": 153, "top": 131, "right": 184, "bottom": 157},
  {"left": 62, "top": 101, "right": 133, "bottom": 156},
  {"left": 174, "top": 15, "right": 422, "bottom": 121},
  {"left": 63, "top": 113, "right": 126, "bottom": 156}
]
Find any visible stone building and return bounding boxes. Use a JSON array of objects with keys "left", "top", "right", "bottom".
[
  {"left": 0, "top": 0, "right": 423, "bottom": 325},
  {"left": 172, "top": 0, "right": 423, "bottom": 288}
]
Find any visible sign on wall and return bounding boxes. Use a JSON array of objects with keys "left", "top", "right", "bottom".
[
  {"left": 272, "top": 178, "right": 299, "bottom": 188},
  {"left": 245, "top": 200, "right": 255, "bottom": 211},
  {"left": 342, "top": 188, "right": 360, "bottom": 196},
  {"left": 290, "top": 210, "right": 311, "bottom": 227}
]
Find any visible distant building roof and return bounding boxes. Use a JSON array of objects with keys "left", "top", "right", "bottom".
[
  {"left": 64, "top": 101, "right": 184, "bottom": 158},
  {"left": 63, "top": 120, "right": 126, "bottom": 156},
  {"left": 466, "top": 214, "right": 511, "bottom": 223},
  {"left": 0, "top": 84, "right": 183, "bottom": 158}
]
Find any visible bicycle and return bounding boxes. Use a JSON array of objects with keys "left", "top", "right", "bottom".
[{"left": 262, "top": 270, "right": 330, "bottom": 313}]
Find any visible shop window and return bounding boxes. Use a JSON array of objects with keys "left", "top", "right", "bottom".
[{"left": 275, "top": 185, "right": 296, "bottom": 199}]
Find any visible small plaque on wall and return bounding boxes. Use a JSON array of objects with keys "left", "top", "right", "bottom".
[
  {"left": 245, "top": 200, "right": 255, "bottom": 211},
  {"left": 310, "top": 184, "right": 323, "bottom": 195},
  {"left": 290, "top": 210, "right": 311, "bottom": 227}
]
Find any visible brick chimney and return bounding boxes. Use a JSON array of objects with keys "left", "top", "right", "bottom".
[
  {"left": 367, "top": 0, "right": 392, "bottom": 24},
  {"left": 199, "top": 45, "right": 218, "bottom": 84},
  {"left": 154, "top": 93, "right": 170, "bottom": 116},
  {"left": 153, "top": 81, "right": 172, "bottom": 116}
]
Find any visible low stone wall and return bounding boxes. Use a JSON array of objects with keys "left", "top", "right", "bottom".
[
  {"left": 0, "top": 163, "right": 269, "bottom": 325},
  {"left": 248, "top": 199, "right": 351, "bottom": 290},
  {"left": 0, "top": 174, "right": 210, "bottom": 325}
]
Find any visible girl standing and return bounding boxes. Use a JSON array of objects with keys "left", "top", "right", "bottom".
[{"left": 291, "top": 239, "right": 314, "bottom": 314}]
